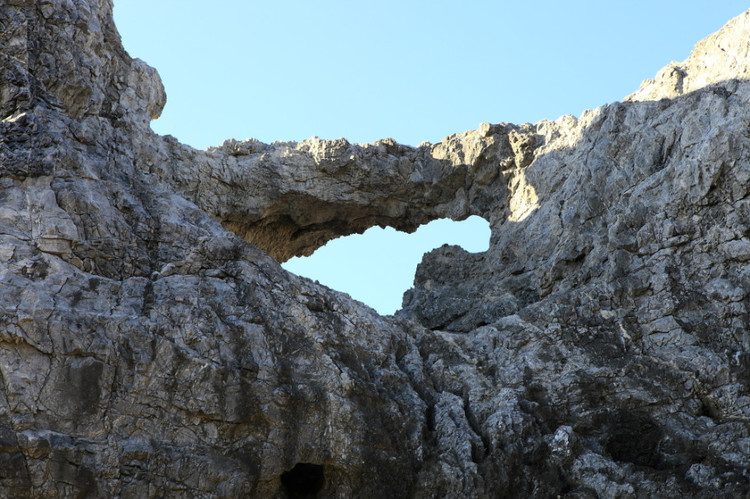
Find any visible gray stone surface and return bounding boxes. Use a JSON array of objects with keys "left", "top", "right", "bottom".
[{"left": 1, "top": 1, "right": 750, "bottom": 497}]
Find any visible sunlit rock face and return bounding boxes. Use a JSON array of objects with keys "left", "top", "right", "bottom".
[{"left": 2, "top": 1, "right": 750, "bottom": 497}]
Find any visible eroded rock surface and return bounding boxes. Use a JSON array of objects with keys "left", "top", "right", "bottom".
[{"left": 1, "top": 1, "right": 750, "bottom": 497}]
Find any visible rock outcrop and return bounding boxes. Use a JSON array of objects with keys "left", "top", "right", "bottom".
[{"left": 1, "top": 1, "right": 750, "bottom": 497}]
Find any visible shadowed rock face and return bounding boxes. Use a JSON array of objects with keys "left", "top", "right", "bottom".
[{"left": 1, "top": 1, "right": 750, "bottom": 497}]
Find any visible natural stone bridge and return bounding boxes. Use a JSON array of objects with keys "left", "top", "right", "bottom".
[{"left": 1, "top": 1, "right": 749, "bottom": 497}]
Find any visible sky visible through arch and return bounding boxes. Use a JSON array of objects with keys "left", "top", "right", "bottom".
[{"left": 114, "top": 1, "right": 749, "bottom": 314}]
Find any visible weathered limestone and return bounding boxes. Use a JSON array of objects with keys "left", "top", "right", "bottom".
[
  {"left": 1, "top": 1, "right": 750, "bottom": 497},
  {"left": 148, "top": 123, "right": 538, "bottom": 262}
]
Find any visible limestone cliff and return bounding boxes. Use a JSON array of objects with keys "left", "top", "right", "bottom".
[{"left": 1, "top": 1, "right": 750, "bottom": 497}]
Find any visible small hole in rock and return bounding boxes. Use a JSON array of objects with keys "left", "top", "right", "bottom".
[
  {"left": 283, "top": 216, "right": 490, "bottom": 314},
  {"left": 280, "top": 462, "right": 325, "bottom": 498}
]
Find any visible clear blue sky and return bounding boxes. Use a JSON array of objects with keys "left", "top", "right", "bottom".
[{"left": 114, "top": 1, "right": 748, "bottom": 314}]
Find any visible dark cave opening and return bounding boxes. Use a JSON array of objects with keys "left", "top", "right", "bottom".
[{"left": 280, "top": 462, "right": 325, "bottom": 498}]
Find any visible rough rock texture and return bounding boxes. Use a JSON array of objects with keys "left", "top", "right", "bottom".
[{"left": 2, "top": 1, "right": 750, "bottom": 497}]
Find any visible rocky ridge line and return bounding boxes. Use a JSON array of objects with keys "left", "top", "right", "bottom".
[{"left": 0, "top": 1, "right": 749, "bottom": 497}]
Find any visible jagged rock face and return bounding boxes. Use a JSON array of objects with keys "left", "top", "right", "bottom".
[{"left": 1, "top": 1, "right": 750, "bottom": 497}]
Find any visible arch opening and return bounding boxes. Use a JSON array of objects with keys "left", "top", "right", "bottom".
[{"left": 282, "top": 215, "right": 491, "bottom": 315}]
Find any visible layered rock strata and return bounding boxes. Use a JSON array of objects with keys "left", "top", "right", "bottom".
[{"left": 1, "top": 1, "right": 749, "bottom": 497}]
